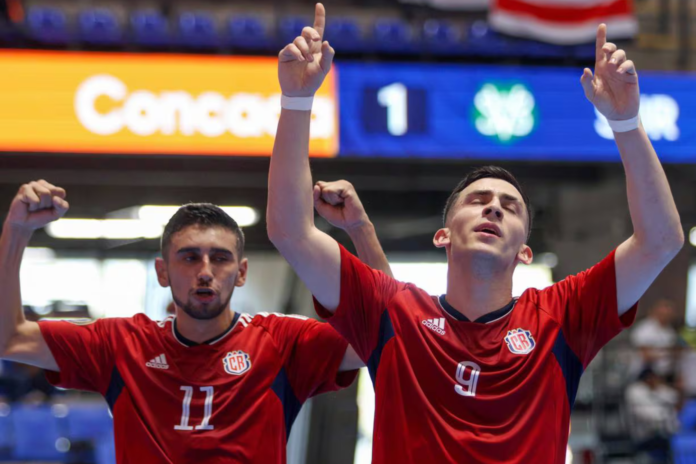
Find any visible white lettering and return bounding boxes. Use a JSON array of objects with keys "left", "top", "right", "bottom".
[
  {"left": 75, "top": 74, "right": 126, "bottom": 135},
  {"left": 74, "top": 75, "right": 335, "bottom": 140},
  {"left": 195, "top": 92, "right": 227, "bottom": 137},
  {"left": 595, "top": 94, "right": 680, "bottom": 142},
  {"left": 123, "top": 90, "right": 160, "bottom": 136}
]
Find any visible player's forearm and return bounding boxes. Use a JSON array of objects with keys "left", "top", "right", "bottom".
[
  {"left": 0, "top": 223, "right": 30, "bottom": 356},
  {"left": 267, "top": 109, "right": 316, "bottom": 245},
  {"left": 616, "top": 124, "right": 684, "bottom": 258},
  {"left": 348, "top": 222, "right": 393, "bottom": 278}
]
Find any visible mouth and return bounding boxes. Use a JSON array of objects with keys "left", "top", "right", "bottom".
[
  {"left": 474, "top": 223, "right": 502, "bottom": 238},
  {"left": 193, "top": 288, "right": 217, "bottom": 302}
]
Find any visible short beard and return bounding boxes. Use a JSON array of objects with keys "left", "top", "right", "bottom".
[{"left": 171, "top": 289, "right": 233, "bottom": 321}]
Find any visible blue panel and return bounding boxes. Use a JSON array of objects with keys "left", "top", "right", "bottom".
[
  {"left": 551, "top": 330, "right": 584, "bottom": 408},
  {"left": 271, "top": 367, "right": 302, "bottom": 440},
  {"left": 337, "top": 62, "right": 696, "bottom": 162},
  {"left": 105, "top": 366, "right": 125, "bottom": 412},
  {"left": 366, "top": 310, "right": 395, "bottom": 386}
]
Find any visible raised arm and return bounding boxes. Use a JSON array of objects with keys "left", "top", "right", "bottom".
[
  {"left": 580, "top": 25, "right": 684, "bottom": 315},
  {"left": 267, "top": 3, "right": 343, "bottom": 311},
  {"left": 0, "top": 180, "right": 70, "bottom": 370},
  {"left": 314, "top": 180, "right": 393, "bottom": 278}
]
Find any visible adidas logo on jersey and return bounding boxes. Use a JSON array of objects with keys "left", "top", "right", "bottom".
[
  {"left": 422, "top": 318, "right": 446, "bottom": 335},
  {"left": 146, "top": 354, "right": 169, "bottom": 370}
]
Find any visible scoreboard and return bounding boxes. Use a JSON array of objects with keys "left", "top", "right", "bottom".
[
  {"left": 337, "top": 63, "right": 696, "bottom": 162},
  {"left": 1, "top": 50, "right": 695, "bottom": 162}
]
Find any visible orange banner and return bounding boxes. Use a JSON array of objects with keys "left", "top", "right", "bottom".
[{"left": 0, "top": 51, "right": 337, "bottom": 157}]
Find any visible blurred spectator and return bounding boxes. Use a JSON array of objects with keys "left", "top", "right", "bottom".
[
  {"left": 631, "top": 300, "right": 680, "bottom": 382},
  {"left": 626, "top": 367, "right": 680, "bottom": 463}
]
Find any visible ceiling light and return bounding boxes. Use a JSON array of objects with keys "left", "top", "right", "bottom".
[
  {"left": 690, "top": 227, "right": 696, "bottom": 247},
  {"left": 138, "top": 205, "right": 259, "bottom": 227},
  {"left": 46, "top": 219, "right": 162, "bottom": 239}
]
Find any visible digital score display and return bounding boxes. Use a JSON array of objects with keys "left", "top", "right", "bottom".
[{"left": 337, "top": 62, "right": 696, "bottom": 163}]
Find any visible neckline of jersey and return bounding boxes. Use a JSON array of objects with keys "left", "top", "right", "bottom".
[
  {"left": 438, "top": 294, "right": 517, "bottom": 324},
  {"left": 173, "top": 312, "right": 241, "bottom": 347}
]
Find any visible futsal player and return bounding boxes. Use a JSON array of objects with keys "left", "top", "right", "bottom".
[
  {"left": 267, "top": 5, "right": 684, "bottom": 463},
  {"left": 0, "top": 179, "right": 388, "bottom": 463}
]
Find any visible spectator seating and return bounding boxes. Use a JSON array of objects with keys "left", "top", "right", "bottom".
[
  {"left": 17, "top": 3, "right": 602, "bottom": 61},
  {"left": 79, "top": 8, "right": 123, "bottom": 46},
  {"left": 26, "top": 6, "right": 70, "bottom": 44}
]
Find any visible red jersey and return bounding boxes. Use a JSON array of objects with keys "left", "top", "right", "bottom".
[
  {"left": 38, "top": 311, "right": 356, "bottom": 464},
  {"left": 314, "top": 245, "right": 637, "bottom": 464}
]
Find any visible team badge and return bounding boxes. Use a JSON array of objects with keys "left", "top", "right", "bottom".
[
  {"left": 223, "top": 350, "right": 252, "bottom": 375},
  {"left": 505, "top": 328, "right": 536, "bottom": 355}
]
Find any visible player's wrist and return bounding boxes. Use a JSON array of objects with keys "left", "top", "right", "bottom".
[
  {"left": 2, "top": 221, "right": 35, "bottom": 240},
  {"left": 281, "top": 94, "right": 314, "bottom": 111},
  {"left": 607, "top": 114, "right": 641, "bottom": 133},
  {"left": 345, "top": 219, "right": 374, "bottom": 236}
]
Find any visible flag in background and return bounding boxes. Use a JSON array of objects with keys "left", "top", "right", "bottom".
[{"left": 489, "top": 0, "right": 638, "bottom": 45}]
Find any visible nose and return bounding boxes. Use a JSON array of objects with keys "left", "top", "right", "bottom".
[
  {"left": 483, "top": 203, "right": 503, "bottom": 220},
  {"left": 197, "top": 256, "right": 214, "bottom": 283}
]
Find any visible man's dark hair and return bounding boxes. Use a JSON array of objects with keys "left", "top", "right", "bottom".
[
  {"left": 161, "top": 203, "right": 245, "bottom": 259},
  {"left": 442, "top": 166, "right": 533, "bottom": 240}
]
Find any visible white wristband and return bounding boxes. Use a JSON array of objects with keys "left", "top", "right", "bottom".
[
  {"left": 281, "top": 95, "right": 314, "bottom": 111},
  {"left": 607, "top": 115, "right": 640, "bottom": 133}
]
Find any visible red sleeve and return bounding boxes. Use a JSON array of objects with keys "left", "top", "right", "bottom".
[
  {"left": 283, "top": 319, "right": 357, "bottom": 402},
  {"left": 538, "top": 249, "right": 637, "bottom": 367},
  {"left": 313, "top": 244, "right": 403, "bottom": 363},
  {"left": 37, "top": 319, "right": 116, "bottom": 394}
]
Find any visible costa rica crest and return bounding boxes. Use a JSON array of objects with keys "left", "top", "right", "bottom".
[
  {"left": 505, "top": 328, "right": 536, "bottom": 355},
  {"left": 223, "top": 350, "right": 252, "bottom": 375}
]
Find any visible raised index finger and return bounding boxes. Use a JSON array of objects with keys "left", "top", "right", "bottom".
[
  {"left": 595, "top": 23, "right": 607, "bottom": 61},
  {"left": 313, "top": 3, "right": 326, "bottom": 40}
]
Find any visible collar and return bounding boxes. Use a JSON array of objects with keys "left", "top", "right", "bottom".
[
  {"left": 438, "top": 295, "right": 516, "bottom": 324},
  {"left": 173, "top": 312, "right": 240, "bottom": 347}
]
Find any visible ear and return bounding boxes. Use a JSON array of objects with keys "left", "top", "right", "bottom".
[
  {"left": 155, "top": 258, "right": 170, "bottom": 288},
  {"left": 433, "top": 228, "right": 450, "bottom": 249},
  {"left": 235, "top": 258, "right": 248, "bottom": 288},
  {"left": 516, "top": 244, "right": 533, "bottom": 265}
]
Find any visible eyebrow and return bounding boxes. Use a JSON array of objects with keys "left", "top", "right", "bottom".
[
  {"left": 467, "top": 189, "right": 522, "bottom": 204},
  {"left": 176, "top": 247, "right": 234, "bottom": 256}
]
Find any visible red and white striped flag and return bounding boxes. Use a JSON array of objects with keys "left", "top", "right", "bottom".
[{"left": 489, "top": 0, "right": 638, "bottom": 45}]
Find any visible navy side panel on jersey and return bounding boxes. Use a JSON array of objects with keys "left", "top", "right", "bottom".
[
  {"left": 105, "top": 366, "right": 126, "bottom": 412},
  {"left": 552, "top": 329, "right": 584, "bottom": 407},
  {"left": 271, "top": 367, "right": 302, "bottom": 439},
  {"left": 367, "top": 310, "right": 395, "bottom": 386}
]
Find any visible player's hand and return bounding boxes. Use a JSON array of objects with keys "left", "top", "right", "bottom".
[
  {"left": 278, "top": 3, "right": 335, "bottom": 98},
  {"left": 5, "top": 180, "right": 69, "bottom": 234},
  {"left": 314, "top": 180, "right": 370, "bottom": 232},
  {"left": 580, "top": 24, "right": 640, "bottom": 121}
]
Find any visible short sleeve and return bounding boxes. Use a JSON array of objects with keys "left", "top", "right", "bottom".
[
  {"left": 283, "top": 319, "right": 357, "bottom": 402},
  {"left": 313, "top": 244, "right": 403, "bottom": 362},
  {"left": 539, "top": 249, "right": 637, "bottom": 367},
  {"left": 37, "top": 319, "right": 116, "bottom": 394}
]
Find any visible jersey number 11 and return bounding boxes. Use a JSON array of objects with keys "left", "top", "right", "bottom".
[{"left": 175, "top": 386, "right": 215, "bottom": 431}]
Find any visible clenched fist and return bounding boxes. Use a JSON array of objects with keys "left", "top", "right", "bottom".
[
  {"left": 5, "top": 180, "right": 69, "bottom": 234},
  {"left": 313, "top": 180, "right": 369, "bottom": 232}
]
